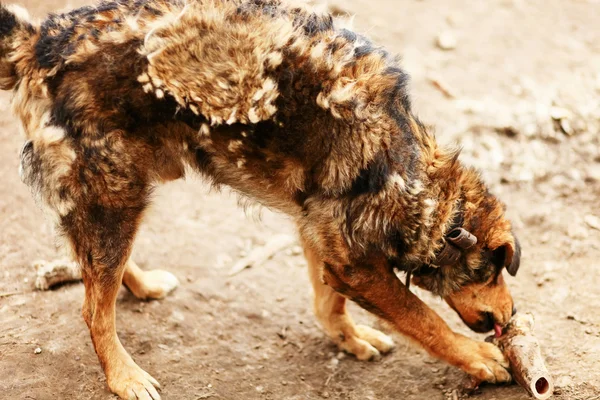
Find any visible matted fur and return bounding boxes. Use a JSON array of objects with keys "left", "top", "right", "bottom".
[{"left": 1, "top": 1, "right": 521, "bottom": 398}]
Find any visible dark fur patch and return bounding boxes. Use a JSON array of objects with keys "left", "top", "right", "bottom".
[
  {"left": 349, "top": 151, "right": 390, "bottom": 196},
  {"left": 339, "top": 28, "right": 357, "bottom": 43},
  {"left": 36, "top": 18, "right": 77, "bottom": 68},
  {"left": 19, "top": 140, "right": 40, "bottom": 188},
  {"left": 0, "top": 6, "right": 18, "bottom": 38},
  {"left": 300, "top": 12, "right": 333, "bottom": 36}
]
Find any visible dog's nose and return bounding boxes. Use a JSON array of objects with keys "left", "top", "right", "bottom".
[{"left": 512, "top": 305, "right": 517, "bottom": 316}]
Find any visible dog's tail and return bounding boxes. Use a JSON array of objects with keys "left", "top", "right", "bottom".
[{"left": 0, "top": 4, "right": 34, "bottom": 90}]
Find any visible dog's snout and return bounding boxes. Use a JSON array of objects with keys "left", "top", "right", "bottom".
[
  {"left": 482, "top": 312, "right": 495, "bottom": 331},
  {"left": 467, "top": 311, "right": 496, "bottom": 333}
]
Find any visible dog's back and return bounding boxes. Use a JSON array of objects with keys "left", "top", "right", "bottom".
[{"left": 3, "top": 0, "right": 426, "bottom": 236}]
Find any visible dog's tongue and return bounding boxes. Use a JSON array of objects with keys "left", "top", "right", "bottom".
[{"left": 494, "top": 324, "right": 503, "bottom": 338}]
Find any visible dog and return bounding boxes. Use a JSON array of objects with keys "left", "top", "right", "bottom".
[{"left": 1, "top": 1, "right": 521, "bottom": 398}]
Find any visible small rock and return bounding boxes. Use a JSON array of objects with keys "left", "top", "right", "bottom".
[
  {"left": 290, "top": 246, "right": 303, "bottom": 256},
  {"left": 536, "top": 276, "right": 553, "bottom": 287},
  {"left": 567, "top": 168, "right": 583, "bottom": 182},
  {"left": 255, "top": 385, "right": 264, "bottom": 393},
  {"left": 522, "top": 122, "right": 538, "bottom": 138},
  {"left": 436, "top": 31, "right": 457, "bottom": 50},
  {"left": 169, "top": 310, "right": 185, "bottom": 323},
  {"left": 34, "top": 347, "right": 42, "bottom": 354},
  {"left": 555, "top": 375, "right": 573, "bottom": 388},
  {"left": 584, "top": 165, "right": 600, "bottom": 182},
  {"left": 567, "top": 224, "right": 589, "bottom": 240},
  {"left": 550, "top": 106, "right": 572, "bottom": 120},
  {"left": 559, "top": 119, "right": 574, "bottom": 136},
  {"left": 496, "top": 126, "right": 520, "bottom": 138},
  {"left": 584, "top": 215, "right": 600, "bottom": 231}
]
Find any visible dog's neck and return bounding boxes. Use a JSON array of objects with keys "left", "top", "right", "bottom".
[
  {"left": 381, "top": 136, "right": 478, "bottom": 270},
  {"left": 408, "top": 147, "right": 467, "bottom": 264},
  {"left": 401, "top": 154, "right": 496, "bottom": 296}
]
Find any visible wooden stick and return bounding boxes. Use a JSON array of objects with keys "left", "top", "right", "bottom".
[
  {"left": 428, "top": 75, "right": 458, "bottom": 99},
  {"left": 34, "top": 259, "right": 82, "bottom": 290},
  {"left": 493, "top": 313, "right": 554, "bottom": 399},
  {"left": 228, "top": 234, "right": 296, "bottom": 276},
  {"left": 0, "top": 291, "right": 23, "bottom": 298}
]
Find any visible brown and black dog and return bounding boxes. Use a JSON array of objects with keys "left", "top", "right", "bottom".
[{"left": 1, "top": 0, "right": 521, "bottom": 398}]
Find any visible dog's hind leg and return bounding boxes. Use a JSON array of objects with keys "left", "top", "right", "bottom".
[
  {"left": 69, "top": 202, "right": 162, "bottom": 400},
  {"left": 54, "top": 152, "right": 163, "bottom": 400},
  {"left": 302, "top": 238, "right": 395, "bottom": 360},
  {"left": 122, "top": 259, "right": 179, "bottom": 300}
]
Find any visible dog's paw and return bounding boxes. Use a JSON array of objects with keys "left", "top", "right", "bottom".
[
  {"left": 135, "top": 270, "right": 180, "bottom": 300},
  {"left": 455, "top": 336, "right": 511, "bottom": 384},
  {"left": 107, "top": 361, "right": 161, "bottom": 400},
  {"left": 355, "top": 325, "right": 395, "bottom": 353},
  {"left": 339, "top": 325, "right": 395, "bottom": 361}
]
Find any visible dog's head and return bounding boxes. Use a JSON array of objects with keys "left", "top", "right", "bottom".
[
  {"left": 442, "top": 231, "right": 520, "bottom": 333},
  {"left": 412, "top": 179, "right": 521, "bottom": 334}
]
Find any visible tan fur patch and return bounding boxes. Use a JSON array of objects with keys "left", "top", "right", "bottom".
[{"left": 139, "top": 1, "right": 296, "bottom": 125}]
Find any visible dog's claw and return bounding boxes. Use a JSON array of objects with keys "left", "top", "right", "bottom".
[
  {"left": 455, "top": 337, "right": 512, "bottom": 384},
  {"left": 349, "top": 339, "right": 381, "bottom": 361},
  {"left": 107, "top": 360, "right": 161, "bottom": 400},
  {"left": 142, "top": 370, "right": 161, "bottom": 389}
]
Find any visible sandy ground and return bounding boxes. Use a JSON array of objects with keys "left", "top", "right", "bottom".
[{"left": 1, "top": 0, "right": 600, "bottom": 399}]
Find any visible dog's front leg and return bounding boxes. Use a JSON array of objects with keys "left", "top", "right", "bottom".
[{"left": 322, "top": 262, "right": 511, "bottom": 383}]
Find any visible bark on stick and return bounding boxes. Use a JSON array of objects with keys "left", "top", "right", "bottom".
[{"left": 493, "top": 313, "right": 554, "bottom": 399}]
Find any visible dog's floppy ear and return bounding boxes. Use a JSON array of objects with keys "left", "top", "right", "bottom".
[{"left": 491, "top": 234, "right": 521, "bottom": 276}]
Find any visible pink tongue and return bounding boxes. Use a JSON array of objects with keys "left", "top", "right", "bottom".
[{"left": 494, "top": 324, "right": 503, "bottom": 338}]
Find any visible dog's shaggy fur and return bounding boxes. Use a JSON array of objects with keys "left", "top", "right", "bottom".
[{"left": 2, "top": 1, "right": 521, "bottom": 398}]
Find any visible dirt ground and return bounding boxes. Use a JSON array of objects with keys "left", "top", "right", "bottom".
[{"left": 1, "top": 0, "right": 600, "bottom": 399}]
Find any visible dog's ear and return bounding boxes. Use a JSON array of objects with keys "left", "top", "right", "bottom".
[{"left": 491, "top": 235, "right": 521, "bottom": 276}]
